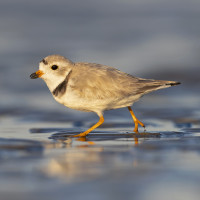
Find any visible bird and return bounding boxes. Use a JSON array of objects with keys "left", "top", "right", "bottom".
[{"left": 30, "top": 54, "right": 180, "bottom": 137}]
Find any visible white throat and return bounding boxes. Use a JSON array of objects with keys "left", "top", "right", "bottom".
[{"left": 42, "top": 70, "right": 71, "bottom": 93}]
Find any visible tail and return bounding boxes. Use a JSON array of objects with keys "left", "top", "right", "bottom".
[
  {"left": 165, "top": 81, "right": 181, "bottom": 86},
  {"left": 159, "top": 80, "right": 181, "bottom": 88},
  {"left": 136, "top": 79, "right": 181, "bottom": 95}
]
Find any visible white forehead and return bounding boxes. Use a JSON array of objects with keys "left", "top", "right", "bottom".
[{"left": 40, "top": 54, "right": 73, "bottom": 66}]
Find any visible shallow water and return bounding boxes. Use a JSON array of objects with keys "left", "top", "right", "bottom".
[{"left": 1, "top": 95, "right": 200, "bottom": 200}]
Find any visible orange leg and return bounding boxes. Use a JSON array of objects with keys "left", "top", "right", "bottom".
[
  {"left": 128, "top": 106, "right": 145, "bottom": 133},
  {"left": 73, "top": 115, "right": 104, "bottom": 137}
]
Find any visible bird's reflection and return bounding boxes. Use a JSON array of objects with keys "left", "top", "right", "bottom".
[
  {"left": 134, "top": 136, "right": 139, "bottom": 146},
  {"left": 47, "top": 131, "right": 159, "bottom": 149},
  {"left": 41, "top": 131, "right": 161, "bottom": 181}
]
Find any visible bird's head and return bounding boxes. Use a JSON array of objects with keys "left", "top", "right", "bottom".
[{"left": 30, "top": 54, "right": 74, "bottom": 91}]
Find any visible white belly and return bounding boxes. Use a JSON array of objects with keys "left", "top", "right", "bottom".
[
  {"left": 53, "top": 89, "right": 141, "bottom": 114},
  {"left": 53, "top": 91, "right": 106, "bottom": 113}
]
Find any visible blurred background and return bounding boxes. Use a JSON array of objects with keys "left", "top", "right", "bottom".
[{"left": 0, "top": 0, "right": 199, "bottom": 113}]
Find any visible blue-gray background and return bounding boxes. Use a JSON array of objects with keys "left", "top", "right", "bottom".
[{"left": 0, "top": 0, "right": 199, "bottom": 113}]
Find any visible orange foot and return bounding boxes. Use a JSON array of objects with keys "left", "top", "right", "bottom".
[
  {"left": 128, "top": 106, "right": 145, "bottom": 133},
  {"left": 72, "top": 115, "right": 104, "bottom": 137}
]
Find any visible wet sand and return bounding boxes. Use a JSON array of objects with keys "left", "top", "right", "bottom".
[{"left": 0, "top": 95, "right": 200, "bottom": 200}]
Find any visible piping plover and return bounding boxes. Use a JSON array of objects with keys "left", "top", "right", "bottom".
[{"left": 30, "top": 54, "right": 180, "bottom": 137}]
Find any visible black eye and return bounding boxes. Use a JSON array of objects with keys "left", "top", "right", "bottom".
[{"left": 51, "top": 65, "right": 58, "bottom": 70}]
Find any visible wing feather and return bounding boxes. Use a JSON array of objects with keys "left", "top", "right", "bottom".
[{"left": 70, "top": 63, "right": 176, "bottom": 100}]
